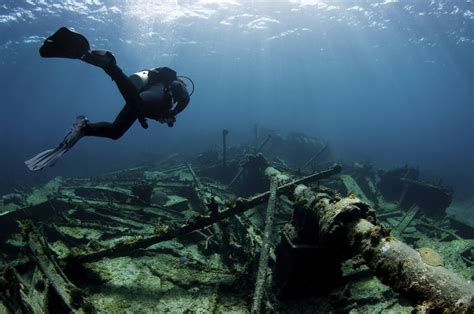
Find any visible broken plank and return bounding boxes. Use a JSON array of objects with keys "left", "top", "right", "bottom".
[
  {"left": 340, "top": 174, "right": 373, "bottom": 207},
  {"left": 25, "top": 223, "right": 94, "bottom": 312},
  {"left": 394, "top": 205, "right": 420, "bottom": 236},
  {"left": 74, "top": 207, "right": 147, "bottom": 229}
]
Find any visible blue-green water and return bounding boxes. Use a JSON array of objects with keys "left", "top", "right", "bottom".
[{"left": 0, "top": 0, "right": 472, "bottom": 197}]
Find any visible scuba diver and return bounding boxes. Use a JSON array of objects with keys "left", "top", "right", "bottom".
[{"left": 25, "top": 27, "right": 192, "bottom": 171}]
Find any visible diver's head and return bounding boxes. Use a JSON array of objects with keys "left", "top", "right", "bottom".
[{"left": 170, "top": 79, "right": 190, "bottom": 104}]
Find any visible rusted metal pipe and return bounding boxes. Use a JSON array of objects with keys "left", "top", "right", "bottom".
[{"left": 292, "top": 186, "right": 474, "bottom": 312}]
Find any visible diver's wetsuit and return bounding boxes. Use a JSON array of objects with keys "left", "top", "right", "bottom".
[{"left": 83, "top": 65, "right": 172, "bottom": 140}]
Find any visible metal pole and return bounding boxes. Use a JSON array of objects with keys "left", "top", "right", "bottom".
[{"left": 222, "top": 129, "right": 229, "bottom": 167}]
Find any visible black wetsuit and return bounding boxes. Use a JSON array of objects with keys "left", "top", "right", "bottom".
[{"left": 83, "top": 65, "right": 173, "bottom": 140}]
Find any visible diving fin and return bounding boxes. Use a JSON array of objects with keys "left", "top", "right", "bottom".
[
  {"left": 25, "top": 116, "right": 88, "bottom": 171},
  {"left": 25, "top": 148, "right": 68, "bottom": 171},
  {"left": 39, "top": 27, "right": 90, "bottom": 59}
]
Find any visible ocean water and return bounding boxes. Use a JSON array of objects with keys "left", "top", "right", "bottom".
[{"left": 0, "top": 0, "right": 472, "bottom": 198}]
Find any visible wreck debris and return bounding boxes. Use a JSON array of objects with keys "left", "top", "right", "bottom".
[
  {"left": 378, "top": 165, "right": 453, "bottom": 217},
  {"left": 301, "top": 141, "right": 328, "bottom": 171},
  {"left": 417, "top": 221, "right": 463, "bottom": 241},
  {"left": 257, "top": 134, "right": 272, "bottom": 154},
  {"left": 185, "top": 162, "right": 202, "bottom": 187},
  {"left": 1, "top": 265, "right": 43, "bottom": 313},
  {"left": 262, "top": 132, "right": 329, "bottom": 170},
  {"left": 228, "top": 164, "right": 244, "bottom": 189},
  {"left": 22, "top": 222, "right": 94, "bottom": 312},
  {"left": 185, "top": 161, "right": 212, "bottom": 215},
  {"left": 70, "top": 164, "right": 342, "bottom": 264},
  {"left": 232, "top": 153, "right": 271, "bottom": 196},
  {"left": 28, "top": 267, "right": 49, "bottom": 312},
  {"left": 0, "top": 199, "right": 67, "bottom": 239},
  {"left": 131, "top": 181, "right": 153, "bottom": 205},
  {"left": 228, "top": 135, "right": 272, "bottom": 188},
  {"left": 399, "top": 178, "right": 453, "bottom": 216},
  {"left": 393, "top": 205, "right": 420, "bottom": 237},
  {"left": 251, "top": 175, "right": 278, "bottom": 313},
  {"left": 378, "top": 165, "right": 419, "bottom": 200},
  {"left": 287, "top": 185, "right": 473, "bottom": 311},
  {"left": 186, "top": 161, "right": 226, "bottom": 248},
  {"left": 340, "top": 174, "right": 373, "bottom": 207},
  {"left": 1, "top": 131, "right": 472, "bottom": 312}
]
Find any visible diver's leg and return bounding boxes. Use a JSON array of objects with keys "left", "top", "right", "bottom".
[
  {"left": 83, "top": 104, "right": 137, "bottom": 140},
  {"left": 81, "top": 50, "right": 148, "bottom": 128},
  {"left": 105, "top": 65, "right": 143, "bottom": 104},
  {"left": 81, "top": 50, "right": 141, "bottom": 104},
  {"left": 39, "top": 30, "right": 140, "bottom": 105}
]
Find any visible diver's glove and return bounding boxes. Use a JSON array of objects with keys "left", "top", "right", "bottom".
[
  {"left": 139, "top": 117, "right": 149, "bottom": 129},
  {"left": 158, "top": 111, "right": 176, "bottom": 127},
  {"left": 158, "top": 116, "right": 176, "bottom": 127}
]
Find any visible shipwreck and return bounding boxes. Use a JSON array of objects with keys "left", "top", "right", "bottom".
[{"left": 0, "top": 130, "right": 472, "bottom": 313}]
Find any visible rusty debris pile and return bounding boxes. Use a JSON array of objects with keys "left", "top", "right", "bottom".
[{"left": 1, "top": 131, "right": 472, "bottom": 312}]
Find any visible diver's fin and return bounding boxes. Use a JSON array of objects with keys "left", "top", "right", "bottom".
[
  {"left": 39, "top": 27, "right": 90, "bottom": 59},
  {"left": 25, "top": 148, "right": 67, "bottom": 171},
  {"left": 25, "top": 116, "right": 88, "bottom": 171}
]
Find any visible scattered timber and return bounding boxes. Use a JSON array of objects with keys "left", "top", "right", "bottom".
[
  {"left": 70, "top": 164, "right": 342, "bottom": 264},
  {"left": 251, "top": 175, "right": 278, "bottom": 313}
]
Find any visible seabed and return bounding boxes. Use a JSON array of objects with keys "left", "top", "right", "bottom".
[{"left": 1, "top": 132, "right": 472, "bottom": 313}]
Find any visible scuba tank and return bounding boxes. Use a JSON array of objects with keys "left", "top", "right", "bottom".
[
  {"left": 129, "top": 67, "right": 195, "bottom": 97},
  {"left": 129, "top": 70, "right": 150, "bottom": 91},
  {"left": 129, "top": 67, "right": 178, "bottom": 91}
]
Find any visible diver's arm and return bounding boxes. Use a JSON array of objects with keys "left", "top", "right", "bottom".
[
  {"left": 169, "top": 80, "right": 190, "bottom": 116},
  {"left": 170, "top": 99, "right": 189, "bottom": 116},
  {"left": 158, "top": 99, "right": 187, "bottom": 127}
]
